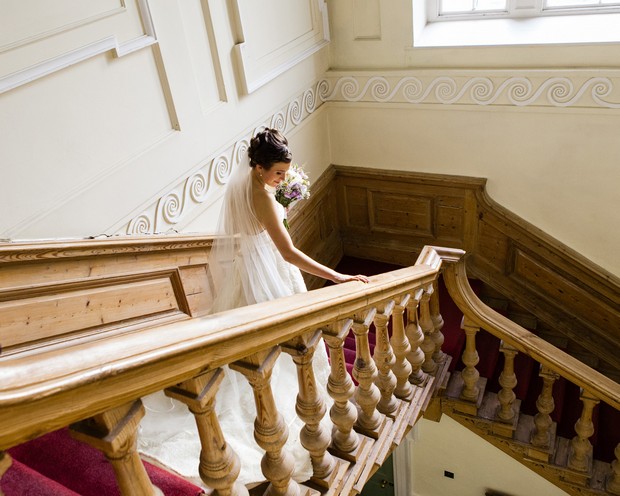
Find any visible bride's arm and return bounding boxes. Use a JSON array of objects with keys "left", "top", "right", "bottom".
[{"left": 255, "top": 192, "right": 368, "bottom": 284}]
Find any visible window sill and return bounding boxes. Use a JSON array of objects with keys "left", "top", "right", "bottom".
[{"left": 413, "top": 12, "right": 620, "bottom": 48}]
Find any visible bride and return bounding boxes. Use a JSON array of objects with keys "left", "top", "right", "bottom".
[{"left": 138, "top": 128, "right": 368, "bottom": 487}]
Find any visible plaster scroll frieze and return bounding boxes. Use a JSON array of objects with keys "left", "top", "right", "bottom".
[
  {"left": 120, "top": 80, "right": 324, "bottom": 235},
  {"left": 0, "top": 0, "right": 158, "bottom": 95},
  {"left": 319, "top": 74, "right": 620, "bottom": 109}
]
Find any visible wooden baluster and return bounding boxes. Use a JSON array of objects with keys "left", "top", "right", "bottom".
[
  {"left": 567, "top": 390, "right": 600, "bottom": 473},
  {"left": 373, "top": 300, "right": 398, "bottom": 416},
  {"left": 164, "top": 369, "right": 248, "bottom": 496},
  {"left": 496, "top": 342, "right": 518, "bottom": 423},
  {"left": 608, "top": 443, "right": 620, "bottom": 494},
  {"left": 0, "top": 451, "right": 12, "bottom": 496},
  {"left": 231, "top": 347, "right": 300, "bottom": 496},
  {"left": 419, "top": 286, "right": 438, "bottom": 375},
  {"left": 322, "top": 319, "right": 361, "bottom": 456},
  {"left": 430, "top": 279, "right": 447, "bottom": 365},
  {"left": 352, "top": 309, "right": 383, "bottom": 437},
  {"left": 460, "top": 317, "right": 481, "bottom": 403},
  {"left": 405, "top": 289, "right": 427, "bottom": 386},
  {"left": 281, "top": 330, "right": 336, "bottom": 487},
  {"left": 531, "top": 366, "right": 559, "bottom": 450},
  {"left": 70, "top": 400, "right": 163, "bottom": 496},
  {"left": 390, "top": 294, "right": 415, "bottom": 400}
]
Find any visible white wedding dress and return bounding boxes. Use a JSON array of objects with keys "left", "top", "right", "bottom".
[{"left": 138, "top": 165, "right": 332, "bottom": 487}]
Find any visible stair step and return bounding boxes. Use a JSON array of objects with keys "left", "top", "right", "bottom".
[{"left": 1, "top": 459, "right": 81, "bottom": 496}]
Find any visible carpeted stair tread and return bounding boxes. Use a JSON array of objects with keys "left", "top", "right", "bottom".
[
  {"left": 1, "top": 459, "right": 81, "bottom": 496},
  {"left": 9, "top": 428, "right": 205, "bottom": 496}
]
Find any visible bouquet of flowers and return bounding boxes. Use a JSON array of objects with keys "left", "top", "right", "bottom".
[{"left": 275, "top": 163, "right": 310, "bottom": 229}]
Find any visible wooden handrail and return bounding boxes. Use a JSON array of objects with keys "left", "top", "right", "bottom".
[
  {"left": 438, "top": 248, "right": 620, "bottom": 411},
  {"left": 0, "top": 246, "right": 452, "bottom": 450}
]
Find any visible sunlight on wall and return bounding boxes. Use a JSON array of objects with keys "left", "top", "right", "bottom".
[{"left": 405, "top": 415, "right": 570, "bottom": 496}]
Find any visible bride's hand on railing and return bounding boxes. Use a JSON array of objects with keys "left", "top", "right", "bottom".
[{"left": 332, "top": 273, "right": 370, "bottom": 284}]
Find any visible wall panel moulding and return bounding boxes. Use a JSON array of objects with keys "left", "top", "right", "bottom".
[
  {"left": 230, "top": 0, "right": 330, "bottom": 94},
  {"left": 0, "top": 0, "right": 159, "bottom": 95},
  {"left": 118, "top": 80, "right": 327, "bottom": 235}
]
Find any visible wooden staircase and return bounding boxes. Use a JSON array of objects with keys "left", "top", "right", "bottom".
[{"left": 1, "top": 238, "right": 619, "bottom": 495}]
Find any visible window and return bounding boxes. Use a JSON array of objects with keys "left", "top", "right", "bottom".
[
  {"left": 413, "top": 0, "right": 620, "bottom": 47},
  {"left": 435, "top": 0, "right": 620, "bottom": 19}
]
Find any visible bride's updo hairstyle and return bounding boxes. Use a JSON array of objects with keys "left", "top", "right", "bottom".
[{"left": 248, "top": 128, "right": 292, "bottom": 170}]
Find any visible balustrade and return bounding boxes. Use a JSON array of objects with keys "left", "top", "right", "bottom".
[
  {"left": 70, "top": 401, "right": 162, "bottom": 496},
  {"left": 405, "top": 289, "right": 427, "bottom": 386},
  {"left": 351, "top": 309, "right": 383, "bottom": 437},
  {"left": 390, "top": 294, "right": 415, "bottom": 400},
  {"left": 567, "top": 390, "right": 600, "bottom": 474},
  {"left": 531, "top": 366, "right": 559, "bottom": 455},
  {"left": 496, "top": 342, "right": 518, "bottom": 424},
  {"left": 459, "top": 317, "right": 481, "bottom": 405},
  {"left": 282, "top": 330, "right": 336, "bottom": 486},
  {"left": 373, "top": 301, "right": 398, "bottom": 416},
  {"left": 322, "top": 319, "right": 361, "bottom": 458},
  {"left": 609, "top": 443, "right": 620, "bottom": 494},
  {"left": 2, "top": 242, "right": 619, "bottom": 496},
  {"left": 429, "top": 280, "right": 446, "bottom": 365},
  {"left": 419, "top": 286, "right": 438, "bottom": 375},
  {"left": 231, "top": 348, "right": 301, "bottom": 496},
  {"left": 165, "top": 369, "right": 247, "bottom": 496}
]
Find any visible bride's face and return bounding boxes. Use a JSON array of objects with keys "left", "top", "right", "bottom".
[{"left": 258, "top": 162, "right": 290, "bottom": 188}]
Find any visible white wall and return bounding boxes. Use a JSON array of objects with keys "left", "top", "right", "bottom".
[
  {"left": 394, "top": 415, "right": 570, "bottom": 496},
  {"left": 325, "top": 2, "right": 620, "bottom": 276},
  {"left": 0, "top": 0, "right": 330, "bottom": 240}
]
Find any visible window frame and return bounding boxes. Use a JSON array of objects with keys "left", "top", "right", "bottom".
[{"left": 428, "top": 0, "right": 620, "bottom": 21}]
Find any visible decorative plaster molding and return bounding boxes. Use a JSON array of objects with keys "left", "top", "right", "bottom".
[
  {"left": 0, "top": 0, "right": 158, "bottom": 95},
  {"left": 319, "top": 73, "right": 620, "bottom": 109},
  {"left": 232, "top": 0, "right": 330, "bottom": 94},
  {"left": 121, "top": 80, "right": 325, "bottom": 235}
]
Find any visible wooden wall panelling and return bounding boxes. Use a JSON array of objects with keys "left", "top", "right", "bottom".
[
  {"left": 333, "top": 165, "right": 620, "bottom": 377},
  {"left": 334, "top": 165, "right": 483, "bottom": 267},
  {"left": 469, "top": 199, "right": 620, "bottom": 371},
  {"left": 0, "top": 236, "right": 214, "bottom": 355}
]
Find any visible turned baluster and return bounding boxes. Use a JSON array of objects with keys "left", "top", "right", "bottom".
[
  {"left": 164, "top": 369, "right": 247, "bottom": 496},
  {"left": 390, "top": 294, "right": 415, "bottom": 399},
  {"left": 405, "top": 289, "right": 427, "bottom": 386},
  {"left": 70, "top": 400, "right": 162, "bottom": 496},
  {"left": 496, "top": 342, "right": 518, "bottom": 423},
  {"left": 531, "top": 366, "right": 559, "bottom": 449},
  {"left": 419, "top": 286, "right": 438, "bottom": 375},
  {"left": 231, "top": 347, "right": 300, "bottom": 496},
  {"left": 282, "top": 330, "right": 335, "bottom": 486},
  {"left": 352, "top": 309, "right": 382, "bottom": 436},
  {"left": 0, "top": 451, "right": 11, "bottom": 496},
  {"left": 568, "top": 390, "right": 600, "bottom": 472},
  {"left": 322, "top": 320, "right": 360, "bottom": 455},
  {"left": 430, "top": 279, "right": 447, "bottom": 364},
  {"left": 373, "top": 300, "right": 398, "bottom": 416},
  {"left": 607, "top": 443, "right": 620, "bottom": 494},
  {"left": 460, "top": 317, "right": 481, "bottom": 402}
]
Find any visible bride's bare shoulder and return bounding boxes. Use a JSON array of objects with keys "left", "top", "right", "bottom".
[{"left": 252, "top": 186, "right": 277, "bottom": 218}]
